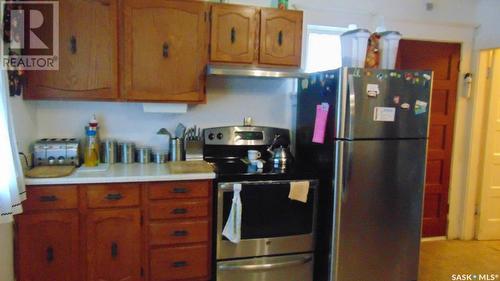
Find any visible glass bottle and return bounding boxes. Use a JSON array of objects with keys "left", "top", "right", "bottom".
[{"left": 84, "top": 127, "right": 99, "bottom": 167}]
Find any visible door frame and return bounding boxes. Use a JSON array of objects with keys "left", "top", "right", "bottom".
[{"left": 463, "top": 48, "right": 500, "bottom": 239}]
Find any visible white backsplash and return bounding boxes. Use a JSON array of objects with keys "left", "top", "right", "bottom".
[{"left": 33, "top": 77, "right": 296, "bottom": 151}]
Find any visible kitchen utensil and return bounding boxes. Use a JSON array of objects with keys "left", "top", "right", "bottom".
[
  {"left": 152, "top": 150, "right": 168, "bottom": 164},
  {"left": 118, "top": 142, "right": 135, "bottom": 163},
  {"left": 101, "top": 139, "right": 117, "bottom": 164},
  {"left": 136, "top": 147, "right": 152, "bottom": 164},
  {"left": 247, "top": 150, "right": 261, "bottom": 161},
  {"left": 185, "top": 140, "right": 203, "bottom": 161},
  {"left": 166, "top": 160, "right": 214, "bottom": 174},
  {"left": 169, "top": 138, "right": 185, "bottom": 161},
  {"left": 175, "top": 123, "right": 186, "bottom": 139},
  {"left": 157, "top": 128, "right": 172, "bottom": 138},
  {"left": 25, "top": 165, "right": 75, "bottom": 178},
  {"left": 267, "top": 135, "right": 293, "bottom": 167},
  {"left": 268, "top": 147, "right": 293, "bottom": 167},
  {"left": 33, "top": 138, "right": 80, "bottom": 166}
]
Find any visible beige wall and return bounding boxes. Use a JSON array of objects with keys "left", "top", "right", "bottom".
[{"left": 474, "top": 0, "right": 500, "bottom": 50}]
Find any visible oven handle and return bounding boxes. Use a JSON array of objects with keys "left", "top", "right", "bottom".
[
  {"left": 217, "top": 256, "right": 312, "bottom": 271},
  {"left": 219, "top": 180, "right": 318, "bottom": 192}
]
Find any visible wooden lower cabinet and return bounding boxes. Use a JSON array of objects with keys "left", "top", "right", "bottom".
[
  {"left": 15, "top": 180, "right": 212, "bottom": 281},
  {"left": 16, "top": 212, "right": 80, "bottom": 281},
  {"left": 86, "top": 209, "right": 142, "bottom": 281}
]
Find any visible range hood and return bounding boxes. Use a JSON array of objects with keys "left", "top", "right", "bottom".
[{"left": 207, "top": 64, "right": 308, "bottom": 79}]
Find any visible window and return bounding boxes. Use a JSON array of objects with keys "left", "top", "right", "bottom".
[{"left": 305, "top": 25, "right": 348, "bottom": 73}]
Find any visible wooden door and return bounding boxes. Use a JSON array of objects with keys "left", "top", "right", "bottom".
[
  {"left": 25, "top": 0, "right": 118, "bottom": 100},
  {"left": 259, "top": 8, "right": 302, "bottom": 66},
  {"left": 86, "top": 209, "right": 141, "bottom": 281},
  {"left": 210, "top": 4, "right": 258, "bottom": 63},
  {"left": 16, "top": 212, "right": 80, "bottom": 281},
  {"left": 397, "top": 40, "right": 461, "bottom": 237},
  {"left": 122, "top": 0, "right": 209, "bottom": 102},
  {"left": 477, "top": 49, "right": 500, "bottom": 240}
]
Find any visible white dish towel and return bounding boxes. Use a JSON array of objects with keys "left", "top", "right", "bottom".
[{"left": 222, "top": 183, "right": 242, "bottom": 243}]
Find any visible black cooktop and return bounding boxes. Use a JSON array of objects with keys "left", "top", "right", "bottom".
[{"left": 206, "top": 159, "right": 317, "bottom": 182}]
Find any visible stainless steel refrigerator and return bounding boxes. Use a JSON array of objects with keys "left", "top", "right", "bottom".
[{"left": 295, "top": 67, "right": 432, "bottom": 281}]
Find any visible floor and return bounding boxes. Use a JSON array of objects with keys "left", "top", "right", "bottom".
[{"left": 419, "top": 240, "right": 500, "bottom": 281}]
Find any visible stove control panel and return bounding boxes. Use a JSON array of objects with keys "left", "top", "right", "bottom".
[{"left": 204, "top": 126, "right": 290, "bottom": 146}]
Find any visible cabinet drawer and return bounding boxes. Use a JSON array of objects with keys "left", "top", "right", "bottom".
[
  {"left": 23, "top": 185, "right": 78, "bottom": 211},
  {"left": 149, "top": 219, "right": 209, "bottom": 246},
  {"left": 149, "top": 199, "right": 209, "bottom": 220},
  {"left": 148, "top": 181, "right": 210, "bottom": 200},
  {"left": 150, "top": 245, "right": 209, "bottom": 281},
  {"left": 86, "top": 184, "right": 140, "bottom": 208}
]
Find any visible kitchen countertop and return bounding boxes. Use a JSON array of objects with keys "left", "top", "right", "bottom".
[{"left": 24, "top": 161, "right": 216, "bottom": 186}]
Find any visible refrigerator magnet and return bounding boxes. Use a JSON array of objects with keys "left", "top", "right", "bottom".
[
  {"left": 301, "top": 79, "right": 309, "bottom": 90},
  {"left": 393, "top": 96, "right": 401, "bottom": 105},
  {"left": 373, "top": 107, "right": 396, "bottom": 122},
  {"left": 311, "top": 76, "right": 317, "bottom": 85},
  {"left": 367, "top": 84, "right": 380, "bottom": 97},
  {"left": 414, "top": 100, "right": 428, "bottom": 115},
  {"left": 401, "top": 103, "right": 411, "bottom": 110},
  {"left": 312, "top": 103, "right": 330, "bottom": 144},
  {"left": 405, "top": 73, "right": 413, "bottom": 81}
]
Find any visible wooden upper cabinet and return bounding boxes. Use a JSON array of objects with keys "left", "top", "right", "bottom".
[
  {"left": 25, "top": 0, "right": 118, "bottom": 100},
  {"left": 16, "top": 212, "right": 80, "bottom": 281},
  {"left": 210, "top": 4, "right": 258, "bottom": 63},
  {"left": 259, "top": 8, "right": 303, "bottom": 66},
  {"left": 122, "top": 0, "right": 209, "bottom": 102},
  {"left": 86, "top": 209, "right": 141, "bottom": 281}
]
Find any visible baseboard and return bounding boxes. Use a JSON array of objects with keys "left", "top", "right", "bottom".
[{"left": 421, "top": 236, "right": 447, "bottom": 242}]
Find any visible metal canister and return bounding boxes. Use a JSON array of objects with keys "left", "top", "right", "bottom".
[
  {"left": 169, "top": 138, "right": 185, "bottom": 161},
  {"left": 119, "top": 142, "right": 135, "bottom": 164},
  {"left": 136, "top": 147, "right": 152, "bottom": 164},
  {"left": 101, "top": 139, "right": 117, "bottom": 164},
  {"left": 152, "top": 150, "right": 168, "bottom": 164}
]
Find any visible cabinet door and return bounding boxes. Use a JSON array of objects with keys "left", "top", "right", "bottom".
[
  {"left": 122, "top": 0, "right": 209, "bottom": 102},
  {"left": 87, "top": 209, "right": 141, "bottom": 281},
  {"left": 210, "top": 4, "right": 258, "bottom": 63},
  {"left": 16, "top": 212, "right": 80, "bottom": 281},
  {"left": 25, "top": 0, "right": 118, "bottom": 100},
  {"left": 259, "top": 8, "right": 303, "bottom": 66}
]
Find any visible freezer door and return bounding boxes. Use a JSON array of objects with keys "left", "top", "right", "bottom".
[
  {"left": 331, "top": 139, "right": 426, "bottom": 281},
  {"left": 336, "top": 68, "right": 432, "bottom": 140}
]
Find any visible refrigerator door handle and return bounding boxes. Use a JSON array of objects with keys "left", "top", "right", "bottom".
[{"left": 342, "top": 141, "right": 353, "bottom": 202}]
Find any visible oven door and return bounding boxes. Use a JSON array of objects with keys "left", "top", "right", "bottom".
[
  {"left": 217, "top": 180, "right": 317, "bottom": 260},
  {"left": 217, "top": 253, "right": 313, "bottom": 281}
]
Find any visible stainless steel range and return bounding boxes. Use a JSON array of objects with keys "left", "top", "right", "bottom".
[{"left": 203, "top": 125, "right": 318, "bottom": 281}]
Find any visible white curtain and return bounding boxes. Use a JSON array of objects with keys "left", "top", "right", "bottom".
[{"left": 0, "top": 70, "right": 26, "bottom": 224}]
